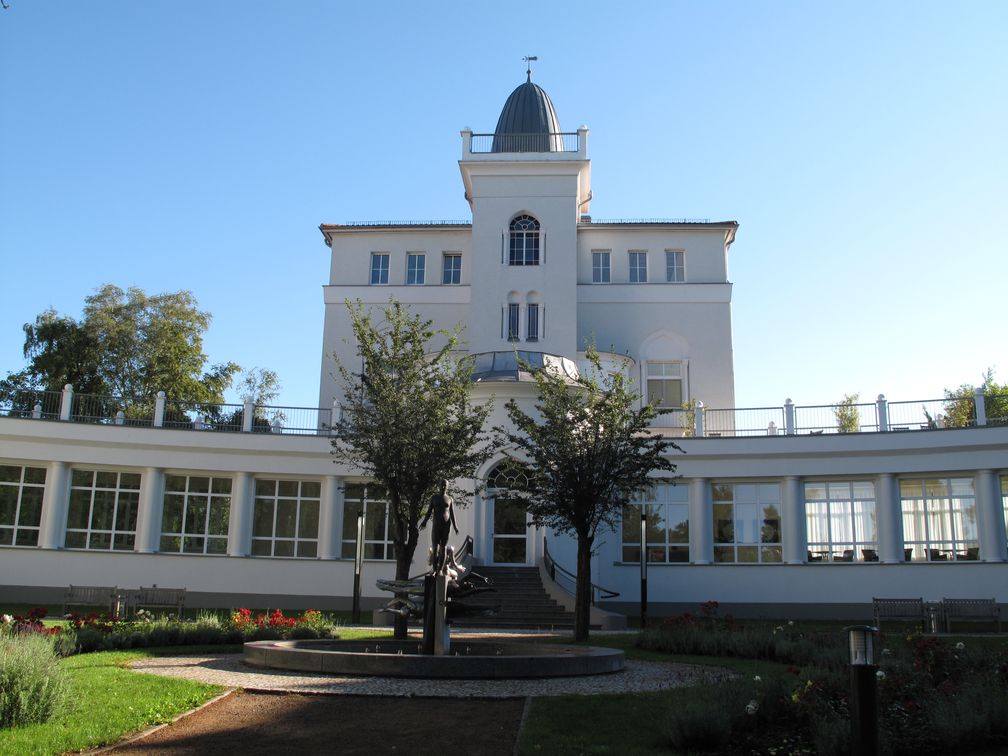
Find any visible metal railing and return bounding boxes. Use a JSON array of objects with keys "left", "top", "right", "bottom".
[
  {"left": 543, "top": 538, "right": 619, "bottom": 604},
  {"left": 469, "top": 132, "right": 579, "bottom": 153},
  {"left": 705, "top": 406, "right": 786, "bottom": 437},
  {"left": 0, "top": 389, "right": 62, "bottom": 420},
  {"left": 582, "top": 217, "right": 713, "bottom": 225},
  {"left": 792, "top": 402, "right": 879, "bottom": 435},
  {"left": 3, "top": 385, "right": 1007, "bottom": 441}
]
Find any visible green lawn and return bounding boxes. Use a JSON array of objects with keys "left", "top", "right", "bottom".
[{"left": 0, "top": 650, "right": 221, "bottom": 756}]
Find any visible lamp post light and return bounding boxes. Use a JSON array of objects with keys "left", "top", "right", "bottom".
[
  {"left": 845, "top": 625, "right": 880, "bottom": 756},
  {"left": 640, "top": 509, "right": 648, "bottom": 628},
  {"left": 351, "top": 512, "right": 365, "bottom": 624}
]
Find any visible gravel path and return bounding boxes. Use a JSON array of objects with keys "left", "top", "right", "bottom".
[{"left": 131, "top": 653, "right": 730, "bottom": 698}]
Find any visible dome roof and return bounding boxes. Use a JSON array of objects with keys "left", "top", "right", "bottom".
[{"left": 492, "top": 76, "right": 563, "bottom": 153}]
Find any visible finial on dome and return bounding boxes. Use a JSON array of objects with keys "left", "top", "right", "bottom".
[{"left": 523, "top": 55, "right": 538, "bottom": 81}]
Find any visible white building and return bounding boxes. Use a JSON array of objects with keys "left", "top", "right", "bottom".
[{"left": 1, "top": 76, "right": 1006, "bottom": 619}]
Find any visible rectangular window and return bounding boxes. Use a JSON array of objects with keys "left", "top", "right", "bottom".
[
  {"left": 591, "top": 251, "right": 611, "bottom": 283},
  {"left": 406, "top": 253, "right": 425, "bottom": 285},
  {"left": 526, "top": 304, "right": 539, "bottom": 342},
  {"left": 666, "top": 250, "right": 685, "bottom": 282},
  {"left": 622, "top": 483, "right": 689, "bottom": 563},
  {"left": 1002, "top": 476, "right": 1007, "bottom": 544},
  {"left": 507, "top": 303, "right": 520, "bottom": 341},
  {"left": 629, "top": 251, "right": 648, "bottom": 283},
  {"left": 646, "top": 362, "right": 683, "bottom": 409},
  {"left": 442, "top": 253, "right": 462, "bottom": 285},
  {"left": 0, "top": 464, "right": 46, "bottom": 547},
  {"left": 65, "top": 470, "right": 141, "bottom": 551},
  {"left": 712, "top": 482, "right": 782, "bottom": 563},
  {"left": 804, "top": 481, "right": 877, "bottom": 562},
  {"left": 342, "top": 483, "right": 394, "bottom": 560},
  {"left": 160, "top": 474, "right": 231, "bottom": 555},
  {"left": 370, "top": 253, "right": 389, "bottom": 285},
  {"left": 900, "top": 477, "right": 979, "bottom": 561},
  {"left": 252, "top": 479, "right": 321, "bottom": 558}
]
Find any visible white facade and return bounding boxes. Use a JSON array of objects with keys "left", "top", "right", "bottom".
[{"left": 1, "top": 78, "right": 1006, "bottom": 618}]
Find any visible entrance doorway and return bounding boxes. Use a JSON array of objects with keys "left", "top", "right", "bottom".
[{"left": 485, "top": 461, "right": 533, "bottom": 566}]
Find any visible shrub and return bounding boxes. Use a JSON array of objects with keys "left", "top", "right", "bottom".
[{"left": 0, "top": 633, "right": 69, "bottom": 727}]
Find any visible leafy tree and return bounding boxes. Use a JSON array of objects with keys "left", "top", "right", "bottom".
[
  {"left": 834, "top": 393, "right": 861, "bottom": 433},
  {"left": 938, "top": 369, "right": 1008, "bottom": 427},
  {"left": 500, "top": 347, "right": 679, "bottom": 641},
  {"left": 330, "top": 300, "right": 499, "bottom": 639},
  {"left": 1, "top": 285, "right": 242, "bottom": 417}
]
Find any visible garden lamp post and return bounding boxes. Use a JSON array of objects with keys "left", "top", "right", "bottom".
[
  {"left": 845, "top": 624, "right": 880, "bottom": 756},
  {"left": 640, "top": 508, "right": 648, "bottom": 628},
  {"left": 352, "top": 511, "right": 365, "bottom": 624}
]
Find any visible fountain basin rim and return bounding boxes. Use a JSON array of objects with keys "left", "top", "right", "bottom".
[{"left": 243, "top": 639, "right": 625, "bottom": 679}]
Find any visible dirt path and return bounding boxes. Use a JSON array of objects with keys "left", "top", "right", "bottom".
[{"left": 106, "top": 690, "right": 526, "bottom": 755}]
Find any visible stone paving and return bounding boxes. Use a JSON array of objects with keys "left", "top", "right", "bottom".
[{"left": 131, "top": 653, "right": 729, "bottom": 698}]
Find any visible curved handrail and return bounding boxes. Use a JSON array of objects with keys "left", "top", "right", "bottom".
[{"left": 542, "top": 538, "right": 619, "bottom": 603}]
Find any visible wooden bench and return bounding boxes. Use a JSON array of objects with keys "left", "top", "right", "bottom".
[
  {"left": 63, "top": 585, "right": 121, "bottom": 617},
  {"left": 129, "top": 586, "right": 186, "bottom": 616},
  {"left": 873, "top": 597, "right": 927, "bottom": 632},
  {"left": 942, "top": 598, "right": 1001, "bottom": 633}
]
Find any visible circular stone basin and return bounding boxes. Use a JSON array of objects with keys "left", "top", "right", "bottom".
[{"left": 243, "top": 639, "right": 624, "bottom": 679}]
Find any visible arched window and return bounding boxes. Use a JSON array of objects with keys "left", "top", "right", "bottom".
[
  {"left": 509, "top": 215, "right": 540, "bottom": 266},
  {"left": 486, "top": 461, "right": 530, "bottom": 491}
]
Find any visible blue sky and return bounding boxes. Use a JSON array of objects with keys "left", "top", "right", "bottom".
[{"left": 2, "top": 1, "right": 1005, "bottom": 410}]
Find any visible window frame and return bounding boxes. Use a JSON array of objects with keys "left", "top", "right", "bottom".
[
  {"left": 526, "top": 303, "right": 539, "bottom": 342},
  {"left": 804, "top": 480, "right": 877, "bottom": 563},
  {"left": 0, "top": 464, "right": 46, "bottom": 548},
  {"left": 900, "top": 477, "right": 979, "bottom": 562},
  {"left": 591, "top": 250, "right": 611, "bottom": 283},
  {"left": 369, "top": 253, "right": 390, "bottom": 285},
  {"left": 645, "top": 361, "right": 685, "bottom": 410},
  {"left": 65, "top": 469, "right": 141, "bottom": 552},
  {"left": 508, "top": 215, "right": 540, "bottom": 266},
  {"left": 405, "top": 253, "right": 426, "bottom": 285},
  {"left": 442, "top": 253, "right": 462, "bottom": 285},
  {"left": 621, "top": 482, "right": 689, "bottom": 564},
  {"left": 665, "top": 249, "right": 685, "bottom": 283},
  {"left": 342, "top": 483, "right": 395, "bottom": 561},
  {"left": 251, "top": 478, "right": 322, "bottom": 559},
  {"left": 159, "top": 474, "right": 232, "bottom": 555},
  {"left": 629, "top": 250, "right": 648, "bottom": 283},
  {"left": 712, "top": 482, "right": 782, "bottom": 564}
]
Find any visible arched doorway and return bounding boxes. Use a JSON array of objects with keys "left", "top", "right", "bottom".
[{"left": 486, "top": 462, "right": 533, "bottom": 565}]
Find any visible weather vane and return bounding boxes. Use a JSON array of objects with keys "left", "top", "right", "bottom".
[{"left": 523, "top": 55, "right": 538, "bottom": 80}]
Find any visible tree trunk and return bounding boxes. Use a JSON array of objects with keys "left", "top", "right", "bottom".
[
  {"left": 574, "top": 534, "right": 593, "bottom": 642},
  {"left": 393, "top": 545, "right": 416, "bottom": 639}
]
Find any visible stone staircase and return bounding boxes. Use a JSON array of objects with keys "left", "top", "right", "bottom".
[{"left": 451, "top": 565, "right": 576, "bottom": 630}]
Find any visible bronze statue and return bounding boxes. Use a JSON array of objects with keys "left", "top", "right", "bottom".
[{"left": 420, "top": 478, "right": 458, "bottom": 572}]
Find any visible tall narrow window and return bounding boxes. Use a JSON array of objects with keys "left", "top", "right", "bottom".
[
  {"left": 646, "top": 362, "right": 683, "bottom": 409},
  {"left": 442, "top": 253, "right": 462, "bottom": 284},
  {"left": 507, "top": 303, "right": 520, "bottom": 341},
  {"left": 592, "top": 251, "right": 611, "bottom": 283},
  {"left": 526, "top": 303, "right": 539, "bottom": 341},
  {"left": 406, "top": 253, "right": 425, "bottom": 285},
  {"left": 0, "top": 464, "right": 46, "bottom": 547},
  {"left": 370, "top": 253, "right": 389, "bottom": 285},
  {"left": 629, "top": 251, "right": 648, "bottom": 282},
  {"left": 665, "top": 250, "right": 685, "bottom": 282},
  {"left": 509, "top": 215, "right": 540, "bottom": 265}
]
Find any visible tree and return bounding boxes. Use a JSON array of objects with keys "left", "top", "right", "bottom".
[
  {"left": 834, "top": 393, "right": 861, "bottom": 433},
  {"left": 938, "top": 369, "right": 1008, "bottom": 428},
  {"left": 1, "top": 285, "right": 242, "bottom": 417},
  {"left": 500, "top": 347, "right": 680, "bottom": 641},
  {"left": 330, "top": 300, "right": 499, "bottom": 639}
]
